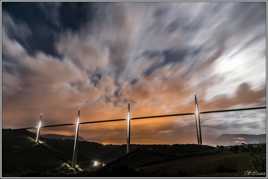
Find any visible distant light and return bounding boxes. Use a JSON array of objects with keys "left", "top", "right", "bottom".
[
  {"left": 92, "top": 160, "right": 105, "bottom": 167},
  {"left": 92, "top": 160, "right": 101, "bottom": 167}
]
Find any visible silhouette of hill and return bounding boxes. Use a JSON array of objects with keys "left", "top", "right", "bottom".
[
  {"left": 42, "top": 134, "right": 86, "bottom": 141},
  {"left": 3, "top": 129, "right": 266, "bottom": 177},
  {"left": 3, "top": 129, "right": 66, "bottom": 176}
]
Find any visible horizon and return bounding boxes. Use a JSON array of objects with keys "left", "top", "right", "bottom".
[{"left": 3, "top": 127, "right": 266, "bottom": 146}]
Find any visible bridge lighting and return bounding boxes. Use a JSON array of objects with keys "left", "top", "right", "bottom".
[
  {"left": 35, "top": 120, "right": 42, "bottom": 143},
  {"left": 35, "top": 114, "right": 42, "bottom": 143},
  {"left": 72, "top": 110, "right": 80, "bottom": 167},
  {"left": 76, "top": 116, "right": 80, "bottom": 126},
  {"left": 126, "top": 103, "right": 131, "bottom": 154},
  {"left": 194, "top": 95, "right": 202, "bottom": 145}
]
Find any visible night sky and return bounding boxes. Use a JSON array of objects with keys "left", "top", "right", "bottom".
[{"left": 3, "top": 2, "right": 266, "bottom": 144}]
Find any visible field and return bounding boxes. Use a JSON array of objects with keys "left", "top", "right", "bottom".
[{"left": 3, "top": 129, "right": 266, "bottom": 177}]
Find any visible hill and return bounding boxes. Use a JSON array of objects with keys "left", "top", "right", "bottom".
[
  {"left": 3, "top": 129, "right": 66, "bottom": 176},
  {"left": 42, "top": 134, "right": 86, "bottom": 141},
  {"left": 3, "top": 129, "right": 266, "bottom": 177}
]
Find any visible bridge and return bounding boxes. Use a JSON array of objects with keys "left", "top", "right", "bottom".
[{"left": 15, "top": 95, "right": 266, "bottom": 167}]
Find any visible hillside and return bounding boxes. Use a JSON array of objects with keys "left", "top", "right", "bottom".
[
  {"left": 42, "top": 134, "right": 86, "bottom": 141},
  {"left": 3, "top": 129, "right": 66, "bottom": 176},
  {"left": 3, "top": 128, "right": 126, "bottom": 176},
  {"left": 3, "top": 129, "right": 266, "bottom": 177}
]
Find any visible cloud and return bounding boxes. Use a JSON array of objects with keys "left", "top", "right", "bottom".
[
  {"left": 3, "top": 2, "right": 266, "bottom": 144},
  {"left": 3, "top": 11, "right": 32, "bottom": 45},
  {"left": 202, "top": 82, "right": 265, "bottom": 110},
  {"left": 201, "top": 109, "right": 265, "bottom": 137}
]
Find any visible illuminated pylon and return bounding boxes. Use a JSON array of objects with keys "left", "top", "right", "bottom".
[
  {"left": 35, "top": 114, "right": 42, "bottom": 143},
  {"left": 194, "top": 95, "right": 202, "bottom": 145},
  {"left": 126, "top": 103, "right": 131, "bottom": 154},
  {"left": 72, "top": 110, "right": 80, "bottom": 167}
]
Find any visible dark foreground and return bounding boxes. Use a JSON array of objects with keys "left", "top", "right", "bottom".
[{"left": 3, "top": 129, "right": 266, "bottom": 177}]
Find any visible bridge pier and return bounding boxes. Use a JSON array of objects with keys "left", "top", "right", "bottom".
[
  {"left": 72, "top": 110, "right": 80, "bottom": 167},
  {"left": 194, "top": 95, "right": 202, "bottom": 145},
  {"left": 35, "top": 114, "right": 42, "bottom": 143},
  {"left": 126, "top": 103, "right": 131, "bottom": 154}
]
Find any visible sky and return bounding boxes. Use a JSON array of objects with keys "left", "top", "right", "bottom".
[{"left": 3, "top": 2, "right": 266, "bottom": 145}]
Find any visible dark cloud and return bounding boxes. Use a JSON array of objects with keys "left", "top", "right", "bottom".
[
  {"left": 58, "top": 3, "right": 99, "bottom": 31},
  {"left": 142, "top": 47, "right": 201, "bottom": 76},
  {"left": 3, "top": 3, "right": 61, "bottom": 57},
  {"left": 90, "top": 71, "right": 102, "bottom": 86}
]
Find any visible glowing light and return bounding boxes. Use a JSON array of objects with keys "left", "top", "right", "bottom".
[
  {"left": 76, "top": 116, "right": 80, "bottom": 126},
  {"left": 127, "top": 112, "right": 131, "bottom": 122},
  {"left": 35, "top": 120, "right": 42, "bottom": 143},
  {"left": 72, "top": 110, "right": 80, "bottom": 167},
  {"left": 194, "top": 95, "right": 202, "bottom": 145},
  {"left": 92, "top": 160, "right": 103, "bottom": 167},
  {"left": 37, "top": 120, "right": 42, "bottom": 128},
  {"left": 126, "top": 103, "right": 131, "bottom": 153}
]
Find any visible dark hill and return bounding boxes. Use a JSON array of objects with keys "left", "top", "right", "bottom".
[
  {"left": 3, "top": 129, "right": 66, "bottom": 176},
  {"left": 3, "top": 129, "right": 266, "bottom": 177},
  {"left": 42, "top": 133, "right": 86, "bottom": 141}
]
